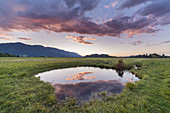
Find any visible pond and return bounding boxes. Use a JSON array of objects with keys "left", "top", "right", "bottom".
[{"left": 35, "top": 67, "right": 140, "bottom": 100}]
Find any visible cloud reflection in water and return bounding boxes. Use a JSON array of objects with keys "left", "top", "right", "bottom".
[
  {"left": 65, "top": 71, "right": 96, "bottom": 81},
  {"left": 53, "top": 79, "right": 124, "bottom": 100}
]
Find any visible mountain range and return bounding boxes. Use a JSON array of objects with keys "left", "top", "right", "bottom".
[{"left": 0, "top": 42, "right": 81, "bottom": 57}]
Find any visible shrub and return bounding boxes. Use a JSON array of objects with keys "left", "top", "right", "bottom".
[{"left": 115, "top": 59, "right": 126, "bottom": 71}]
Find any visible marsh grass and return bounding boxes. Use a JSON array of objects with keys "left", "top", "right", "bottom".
[{"left": 0, "top": 57, "right": 170, "bottom": 112}]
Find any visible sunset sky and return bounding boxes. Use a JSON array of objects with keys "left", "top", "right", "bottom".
[{"left": 0, "top": 0, "right": 170, "bottom": 56}]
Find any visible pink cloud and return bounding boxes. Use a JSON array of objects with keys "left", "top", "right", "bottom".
[
  {"left": 104, "top": 5, "right": 110, "bottom": 8},
  {"left": 0, "top": 37, "right": 14, "bottom": 40},
  {"left": 0, "top": 32, "right": 11, "bottom": 37},
  {"left": 66, "top": 36, "right": 96, "bottom": 45}
]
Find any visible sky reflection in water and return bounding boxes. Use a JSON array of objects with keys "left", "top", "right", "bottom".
[{"left": 36, "top": 67, "right": 140, "bottom": 100}]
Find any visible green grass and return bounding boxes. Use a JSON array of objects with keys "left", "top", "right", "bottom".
[{"left": 0, "top": 57, "right": 170, "bottom": 112}]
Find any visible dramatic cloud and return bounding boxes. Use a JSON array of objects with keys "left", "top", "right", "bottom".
[
  {"left": 0, "top": 0, "right": 169, "bottom": 38},
  {"left": 66, "top": 36, "right": 96, "bottom": 44},
  {"left": 119, "top": 0, "right": 153, "bottom": 9},
  {"left": 138, "top": 0, "right": 170, "bottom": 26},
  {"left": 0, "top": 0, "right": 100, "bottom": 32},
  {"left": 139, "top": 0, "right": 170, "bottom": 17},
  {"left": 18, "top": 37, "right": 31, "bottom": 40},
  {"left": 131, "top": 41, "right": 143, "bottom": 46}
]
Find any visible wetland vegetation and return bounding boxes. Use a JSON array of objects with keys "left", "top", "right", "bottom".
[{"left": 0, "top": 57, "right": 170, "bottom": 112}]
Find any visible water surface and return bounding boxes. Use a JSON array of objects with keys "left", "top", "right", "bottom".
[{"left": 35, "top": 67, "right": 139, "bottom": 100}]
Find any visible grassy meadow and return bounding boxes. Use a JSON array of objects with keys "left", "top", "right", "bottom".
[{"left": 0, "top": 57, "right": 170, "bottom": 112}]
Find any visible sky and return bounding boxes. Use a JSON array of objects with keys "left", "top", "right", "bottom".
[{"left": 0, "top": 0, "right": 170, "bottom": 56}]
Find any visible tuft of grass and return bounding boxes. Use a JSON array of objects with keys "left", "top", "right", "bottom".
[{"left": 126, "top": 82, "right": 136, "bottom": 90}]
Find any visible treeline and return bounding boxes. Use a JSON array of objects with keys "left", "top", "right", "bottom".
[
  {"left": 0, "top": 52, "right": 18, "bottom": 57},
  {"left": 128, "top": 53, "right": 169, "bottom": 58},
  {"left": 85, "top": 53, "right": 170, "bottom": 58}
]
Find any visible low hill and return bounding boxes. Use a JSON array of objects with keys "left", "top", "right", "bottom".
[
  {"left": 85, "top": 54, "right": 116, "bottom": 58},
  {"left": 0, "top": 42, "right": 81, "bottom": 57}
]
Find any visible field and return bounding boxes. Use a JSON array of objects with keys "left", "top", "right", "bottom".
[{"left": 0, "top": 57, "right": 170, "bottom": 113}]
